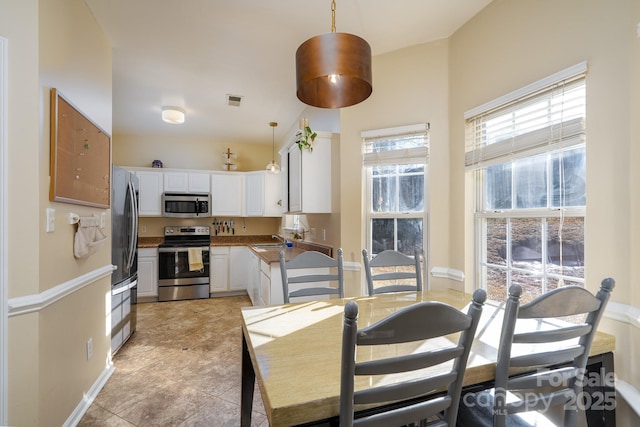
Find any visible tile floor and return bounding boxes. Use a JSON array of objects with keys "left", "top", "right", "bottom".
[{"left": 78, "top": 296, "right": 267, "bottom": 426}]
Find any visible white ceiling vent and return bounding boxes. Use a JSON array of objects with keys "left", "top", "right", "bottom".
[{"left": 227, "top": 94, "right": 243, "bottom": 107}]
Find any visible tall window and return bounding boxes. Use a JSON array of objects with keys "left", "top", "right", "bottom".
[
  {"left": 363, "top": 124, "right": 429, "bottom": 256},
  {"left": 465, "top": 63, "right": 587, "bottom": 303}
]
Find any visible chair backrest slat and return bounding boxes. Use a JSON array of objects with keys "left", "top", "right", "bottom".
[
  {"left": 513, "top": 324, "right": 592, "bottom": 343},
  {"left": 509, "top": 346, "right": 585, "bottom": 368},
  {"left": 354, "top": 372, "right": 458, "bottom": 405},
  {"left": 357, "top": 302, "right": 472, "bottom": 345},
  {"left": 518, "top": 287, "right": 601, "bottom": 318},
  {"left": 355, "top": 346, "right": 464, "bottom": 376}
]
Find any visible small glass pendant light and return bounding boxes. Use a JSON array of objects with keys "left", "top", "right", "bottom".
[{"left": 266, "top": 122, "right": 281, "bottom": 174}]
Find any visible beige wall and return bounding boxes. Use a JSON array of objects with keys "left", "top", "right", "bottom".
[
  {"left": 139, "top": 216, "right": 280, "bottom": 238},
  {"left": 2, "top": 0, "right": 41, "bottom": 424},
  {"left": 449, "top": 0, "right": 640, "bottom": 423},
  {"left": 4, "top": 0, "right": 113, "bottom": 424},
  {"left": 339, "top": 40, "right": 451, "bottom": 296},
  {"left": 113, "top": 134, "right": 273, "bottom": 172}
]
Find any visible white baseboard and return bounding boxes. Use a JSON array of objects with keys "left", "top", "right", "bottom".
[
  {"left": 604, "top": 301, "right": 640, "bottom": 329},
  {"left": 430, "top": 267, "right": 465, "bottom": 282},
  {"left": 63, "top": 362, "right": 115, "bottom": 427},
  {"left": 616, "top": 380, "right": 640, "bottom": 419},
  {"left": 344, "top": 261, "right": 361, "bottom": 271}
]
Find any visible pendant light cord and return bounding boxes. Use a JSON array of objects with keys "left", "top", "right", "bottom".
[
  {"left": 331, "top": 0, "right": 336, "bottom": 32},
  {"left": 270, "top": 121, "right": 278, "bottom": 162}
]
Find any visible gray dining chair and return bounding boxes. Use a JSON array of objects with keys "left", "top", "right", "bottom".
[
  {"left": 340, "top": 289, "right": 487, "bottom": 427},
  {"left": 362, "top": 248, "right": 425, "bottom": 296},
  {"left": 279, "top": 248, "right": 344, "bottom": 304},
  {"left": 458, "top": 278, "right": 615, "bottom": 427}
]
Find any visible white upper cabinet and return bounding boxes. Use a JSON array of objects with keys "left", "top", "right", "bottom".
[
  {"left": 245, "top": 171, "right": 282, "bottom": 217},
  {"left": 164, "top": 171, "right": 210, "bottom": 193},
  {"left": 210, "top": 172, "right": 243, "bottom": 216},
  {"left": 285, "top": 131, "right": 334, "bottom": 213},
  {"left": 287, "top": 145, "right": 302, "bottom": 213},
  {"left": 136, "top": 170, "right": 163, "bottom": 216}
]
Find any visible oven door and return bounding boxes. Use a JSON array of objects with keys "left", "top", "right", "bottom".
[{"left": 158, "top": 246, "right": 210, "bottom": 286}]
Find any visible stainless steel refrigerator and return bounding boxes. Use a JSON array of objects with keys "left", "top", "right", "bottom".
[{"left": 111, "top": 165, "right": 139, "bottom": 354}]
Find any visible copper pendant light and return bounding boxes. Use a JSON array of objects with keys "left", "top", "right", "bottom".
[{"left": 295, "top": 0, "right": 372, "bottom": 109}]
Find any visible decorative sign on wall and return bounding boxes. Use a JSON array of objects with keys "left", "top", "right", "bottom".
[{"left": 49, "top": 88, "right": 111, "bottom": 208}]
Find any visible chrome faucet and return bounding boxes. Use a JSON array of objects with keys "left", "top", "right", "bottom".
[{"left": 272, "top": 234, "right": 286, "bottom": 244}]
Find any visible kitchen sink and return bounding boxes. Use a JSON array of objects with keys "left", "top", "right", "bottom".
[{"left": 252, "top": 243, "right": 285, "bottom": 249}]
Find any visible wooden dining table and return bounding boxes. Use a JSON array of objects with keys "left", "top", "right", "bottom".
[{"left": 240, "top": 289, "right": 616, "bottom": 427}]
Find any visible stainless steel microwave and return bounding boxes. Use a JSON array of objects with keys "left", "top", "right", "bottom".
[{"left": 162, "top": 193, "right": 211, "bottom": 217}]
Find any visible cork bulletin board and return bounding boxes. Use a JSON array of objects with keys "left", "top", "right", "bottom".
[{"left": 49, "top": 88, "right": 111, "bottom": 208}]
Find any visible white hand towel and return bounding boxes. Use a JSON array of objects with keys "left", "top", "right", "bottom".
[
  {"left": 74, "top": 216, "right": 107, "bottom": 259},
  {"left": 188, "top": 248, "right": 203, "bottom": 271}
]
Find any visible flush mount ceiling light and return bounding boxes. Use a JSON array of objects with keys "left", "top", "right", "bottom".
[
  {"left": 161, "top": 106, "right": 185, "bottom": 124},
  {"left": 266, "top": 122, "right": 281, "bottom": 174},
  {"left": 295, "top": 0, "right": 372, "bottom": 109}
]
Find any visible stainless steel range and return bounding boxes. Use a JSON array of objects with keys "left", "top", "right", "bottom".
[{"left": 158, "top": 226, "right": 210, "bottom": 302}]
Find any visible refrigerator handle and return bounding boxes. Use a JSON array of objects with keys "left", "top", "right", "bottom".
[{"left": 125, "top": 179, "right": 138, "bottom": 270}]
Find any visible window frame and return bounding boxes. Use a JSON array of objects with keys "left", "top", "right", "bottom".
[
  {"left": 466, "top": 64, "right": 587, "bottom": 301},
  {"left": 362, "top": 124, "right": 430, "bottom": 261}
]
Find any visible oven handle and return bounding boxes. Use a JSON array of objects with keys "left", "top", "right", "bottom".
[{"left": 158, "top": 247, "right": 210, "bottom": 253}]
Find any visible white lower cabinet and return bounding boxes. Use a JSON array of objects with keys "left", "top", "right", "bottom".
[
  {"left": 250, "top": 259, "right": 331, "bottom": 306},
  {"left": 137, "top": 248, "right": 158, "bottom": 298},
  {"left": 211, "top": 246, "right": 249, "bottom": 294},
  {"left": 229, "top": 246, "right": 249, "bottom": 290},
  {"left": 247, "top": 257, "right": 296, "bottom": 306},
  {"left": 210, "top": 247, "right": 230, "bottom": 292}
]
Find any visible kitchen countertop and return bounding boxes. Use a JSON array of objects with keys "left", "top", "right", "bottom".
[
  {"left": 138, "top": 237, "right": 164, "bottom": 248},
  {"left": 138, "top": 235, "right": 333, "bottom": 264}
]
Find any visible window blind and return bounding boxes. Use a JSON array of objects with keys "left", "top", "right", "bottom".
[
  {"left": 465, "top": 64, "right": 586, "bottom": 170},
  {"left": 362, "top": 123, "right": 429, "bottom": 166}
]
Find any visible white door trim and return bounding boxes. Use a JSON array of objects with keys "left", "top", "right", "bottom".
[{"left": 0, "top": 35, "right": 9, "bottom": 425}]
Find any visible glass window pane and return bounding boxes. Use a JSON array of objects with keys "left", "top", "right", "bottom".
[
  {"left": 399, "top": 174, "right": 424, "bottom": 212},
  {"left": 485, "top": 163, "right": 512, "bottom": 210},
  {"left": 510, "top": 218, "right": 542, "bottom": 267},
  {"left": 547, "top": 217, "right": 584, "bottom": 277},
  {"left": 514, "top": 156, "right": 547, "bottom": 208},
  {"left": 372, "top": 175, "right": 397, "bottom": 212},
  {"left": 486, "top": 218, "right": 507, "bottom": 266},
  {"left": 552, "top": 147, "right": 586, "bottom": 207},
  {"left": 372, "top": 165, "right": 396, "bottom": 176},
  {"left": 366, "top": 135, "right": 427, "bottom": 153},
  {"left": 371, "top": 219, "right": 394, "bottom": 254},
  {"left": 397, "top": 218, "right": 422, "bottom": 255},
  {"left": 512, "top": 271, "right": 543, "bottom": 304},
  {"left": 487, "top": 267, "right": 508, "bottom": 302}
]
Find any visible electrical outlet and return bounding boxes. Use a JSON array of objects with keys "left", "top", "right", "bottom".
[
  {"left": 322, "top": 229, "right": 326, "bottom": 241},
  {"left": 140, "top": 225, "right": 147, "bottom": 233},
  {"left": 100, "top": 212, "right": 107, "bottom": 229},
  {"left": 310, "top": 228, "right": 316, "bottom": 240},
  {"left": 46, "top": 208, "right": 55, "bottom": 233},
  {"left": 86, "top": 338, "right": 93, "bottom": 360}
]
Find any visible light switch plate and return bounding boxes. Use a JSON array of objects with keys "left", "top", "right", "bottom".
[{"left": 46, "top": 208, "right": 55, "bottom": 233}]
